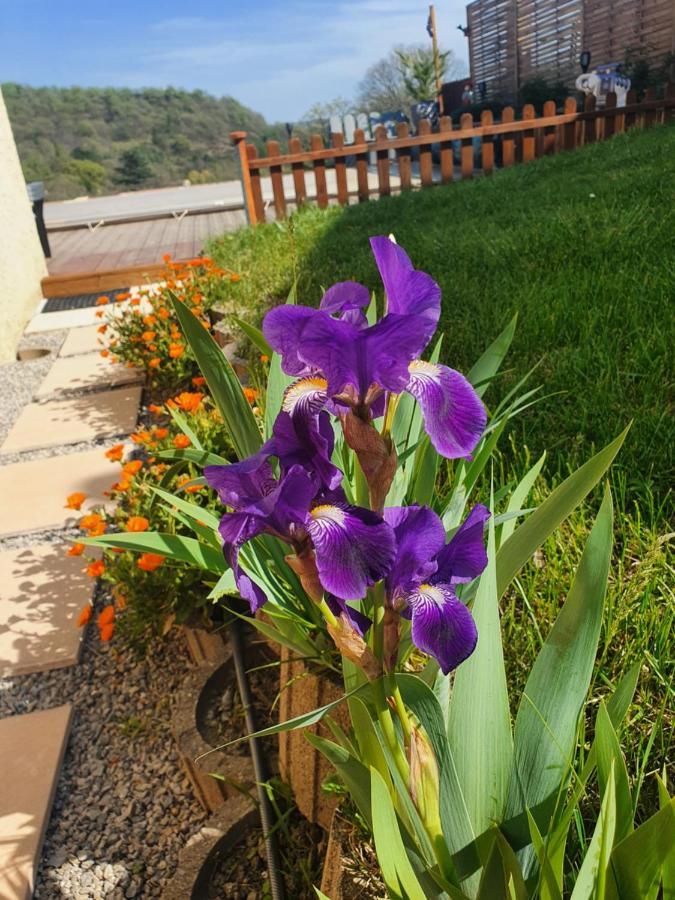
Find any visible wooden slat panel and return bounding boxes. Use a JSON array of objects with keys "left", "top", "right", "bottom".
[
  {"left": 246, "top": 144, "right": 265, "bottom": 223},
  {"left": 543, "top": 100, "right": 557, "bottom": 154},
  {"left": 603, "top": 93, "right": 617, "bottom": 140},
  {"left": 354, "top": 128, "right": 370, "bottom": 202},
  {"left": 624, "top": 89, "right": 637, "bottom": 130},
  {"left": 418, "top": 120, "right": 433, "bottom": 186},
  {"left": 522, "top": 105, "right": 536, "bottom": 162},
  {"left": 460, "top": 113, "right": 474, "bottom": 180},
  {"left": 375, "top": 125, "right": 391, "bottom": 196},
  {"left": 480, "top": 110, "right": 495, "bottom": 174},
  {"left": 289, "top": 137, "right": 307, "bottom": 207},
  {"left": 267, "top": 140, "right": 286, "bottom": 220},
  {"left": 439, "top": 116, "right": 454, "bottom": 184},
  {"left": 501, "top": 106, "right": 515, "bottom": 166},
  {"left": 563, "top": 97, "right": 577, "bottom": 150},
  {"left": 396, "top": 122, "right": 412, "bottom": 190},
  {"left": 644, "top": 86, "right": 657, "bottom": 126},
  {"left": 331, "top": 133, "right": 349, "bottom": 205},
  {"left": 311, "top": 135, "right": 328, "bottom": 209},
  {"left": 583, "top": 95, "right": 597, "bottom": 144}
]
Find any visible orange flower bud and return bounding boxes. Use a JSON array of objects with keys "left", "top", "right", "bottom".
[
  {"left": 125, "top": 516, "right": 149, "bottom": 532},
  {"left": 77, "top": 605, "right": 92, "bottom": 627},
  {"left": 65, "top": 492, "right": 87, "bottom": 510},
  {"left": 137, "top": 552, "right": 164, "bottom": 572},
  {"left": 67, "top": 542, "right": 86, "bottom": 557}
]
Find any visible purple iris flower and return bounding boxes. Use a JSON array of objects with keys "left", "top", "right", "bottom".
[
  {"left": 204, "top": 456, "right": 395, "bottom": 616},
  {"left": 263, "top": 237, "right": 486, "bottom": 459},
  {"left": 383, "top": 503, "right": 490, "bottom": 674}
]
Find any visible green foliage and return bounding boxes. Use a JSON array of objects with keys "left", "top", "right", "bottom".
[
  {"left": 66, "top": 158, "right": 106, "bottom": 194},
  {"left": 519, "top": 77, "right": 569, "bottom": 110},
  {"left": 395, "top": 46, "right": 450, "bottom": 102},
  {"left": 2, "top": 83, "right": 285, "bottom": 199}
]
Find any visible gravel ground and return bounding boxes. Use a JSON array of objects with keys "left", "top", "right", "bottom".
[
  {"left": 0, "top": 587, "right": 207, "bottom": 899},
  {"left": 1, "top": 326, "right": 208, "bottom": 898}
]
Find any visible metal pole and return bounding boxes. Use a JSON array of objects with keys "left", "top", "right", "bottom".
[{"left": 429, "top": 4, "right": 444, "bottom": 115}]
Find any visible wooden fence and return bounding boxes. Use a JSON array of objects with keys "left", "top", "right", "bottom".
[{"left": 232, "top": 85, "right": 675, "bottom": 225}]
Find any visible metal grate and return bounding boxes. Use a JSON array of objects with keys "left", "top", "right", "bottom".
[{"left": 42, "top": 288, "right": 130, "bottom": 313}]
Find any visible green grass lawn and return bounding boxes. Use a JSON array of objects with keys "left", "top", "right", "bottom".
[{"left": 210, "top": 124, "right": 674, "bottom": 815}]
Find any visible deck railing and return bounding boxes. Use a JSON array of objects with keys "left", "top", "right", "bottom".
[{"left": 231, "top": 84, "right": 675, "bottom": 225}]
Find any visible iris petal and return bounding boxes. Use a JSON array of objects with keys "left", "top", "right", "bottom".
[
  {"left": 433, "top": 504, "right": 490, "bottom": 584},
  {"left": 264, "top": 409, "right": 342, "bottom": 491},
  {"left": 369, "top": 236, "right": 440, "bottom": 332},
  {"left": 405, "top": 360, "right": 486, "bottom": 459},
  {"left": 306, "top": 503, "right": 395, "bottom": 600},
  {"left": 384, "top": 505, "right": 446, "bottom": 599},
  {"left": 320, "top": 281, "right": 370, "bottom": 314},
  {"left": 324, "top": 594, "right": 372, "bottom": 636},
  {"left": 262, "top": 305, "right": 322, "bottom": 376},
  {"left": 408, "top": 582, "right": 477, "bottom": 674},
  {"left": 205, "top": 457, "right": 276, "bottom": 508}
]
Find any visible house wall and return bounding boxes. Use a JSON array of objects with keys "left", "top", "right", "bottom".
[{"left": 0, "top": 87, "right": 47, "bottom": 362}]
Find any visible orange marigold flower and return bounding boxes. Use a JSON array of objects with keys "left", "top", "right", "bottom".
[
  {"left": 67, "top": 542, "right": 86, "bottom": 557},
  {"left": 174, "top": 391, "right": 204, "bottom": 413},
  {"left": 96, "top": 296, "right": 109, "bottom": 305},
  {"left": 148, "top": 403, "right": 164, "bottom": 415},
  {"left": 111, "top": 480, "right": 131, "bottom": 494},
  {"left": 169, "top": 343, "right": 185, "bottom": 359},
  {"left": 152, "top": 427, "right": 168, "bottom": 440},
  {"left": 243, "top": 387, "right": 259, "bottom": 404},
  {"left": 230, "top": 273, "right": 241, "bottom": 282},
  {"left": 131, "top": 297, "right": 141, "bottom": 306},
  {"left": 86, "top": 559, "right": 106, "bottom": 578},
  {"left": 173, "top": 434, "right": 191, "bottom": 449},
  {"left": 115, "top": 292, "right": 131, "bottom": 302},
  {"left": 149, "top": 358, "right": 161, "bottom": 368},
  {"left": 79, "top": 513, "right": 103, "bottom": 532},
  {"left": 157, "top": 307, "right": 170, "bottom": 320},
  {"left": 105, "top": 443, "right": 125, "bottom": 461},
  {"left": 191, "top": 376, "right": 206, "bottom": 386},
  {"left": 260, "top": 354, "right": 269, "bottom": 363},
  {"left": 154, "top": 463, "right": 169, "bottom": 474},
  {"left": 141, "top": 330, "right": 156, "bottom": 342},
  {"left": 97, "top": 605, "right": 115, "bottom": 627},
  {"left": 137, "top": 552, "right": 165, "bottom": 572},
  {"left": 130, "top": 431, "right": 151, "bottom": 445},
  {"left": 77, "top": 605, "right": 92, "bottom": 627},
  {"left": 177, "top": 475, "right": 203, "bottom": 494},
  {"left": 100, "top": 349, "right": 110, "bottom": 358},
  {"left": 95, "top": 310, "right": 105, "bottom": 319},
  {"left": 162, "top": 252, "right": 171, "bottom": 263},
  {"left": 65, "top": 491, "right": 87, "bottom": 510},
  {"left": 126, "top": 515, "right": 149, "bottom": 532},
  {"left": 97, "top": 324, "right": 108, "bottom": 334},
  {"left": 99, "top": 622, "right": 114, "bottom": 641},
  {"left": 123, "top": 459, "right": 143, "bottom": 475},
  {"left": 143, "top": 315, "right": 157, "bottom": 326},
  {"left": 148, "top": 343, "right": 158, "bottom": 351}
]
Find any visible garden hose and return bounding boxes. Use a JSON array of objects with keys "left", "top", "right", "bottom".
[{"left": 230, "top": 617, "right": 287, "bottom": 900}]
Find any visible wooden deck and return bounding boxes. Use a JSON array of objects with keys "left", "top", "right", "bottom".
[{"left": 46, "top": 209, "right": 246, "bottom": 277}]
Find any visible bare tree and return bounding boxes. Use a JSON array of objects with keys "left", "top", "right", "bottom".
[
  {"left": 357, "top": 45, "right": 463, "bottom": 112},
  {"left": 301, "top": 96, "right": 353, "bottom": 125}
]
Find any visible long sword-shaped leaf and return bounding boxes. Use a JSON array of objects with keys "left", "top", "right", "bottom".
[
  {"left": 82, "top": 530, "right": 226, "bottom": 572},
  {"left": 506, "top": 488, "right": 613, "bottom": 829},
  {"left": 447, "top": 509, "right": 513, "bottom": 840},
  {"left": 467, "top": 313, "right": 517, "bottom": 398},
  {"left": 149, "top": 485, "right": 221, "bottom": 530},
  {"left": 571, "top": 764, "right": 616, "bottom": 900},
  {"left": 232, "top": 316, "right": 273, "bottom": 356},
  {"left": 500, "top": 451, "right": 546, "bottom": 544},
  {"left": 607, "top": 795, "right": 675, "bottom": 899},
  {"left": 168, "top": 292, "right": 261, "bottom": 459},
  {"left": 158, "top": 448, "right": 230, "bottom": 466},
  {"left": 496, "top": 427, "right": 628, "bottom": 597}
]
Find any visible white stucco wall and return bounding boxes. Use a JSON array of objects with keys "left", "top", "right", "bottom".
[{"left": 0, "top": 87, "right": 48, "bottom": 362}]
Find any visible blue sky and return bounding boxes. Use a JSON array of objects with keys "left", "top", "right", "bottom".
[{"left": 0, "top": 0, "right": 469, "bottom": 120}]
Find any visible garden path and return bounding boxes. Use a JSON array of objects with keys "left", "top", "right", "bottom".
[{"left": 0, "top": 292, "right": 204, "bottom": 898}]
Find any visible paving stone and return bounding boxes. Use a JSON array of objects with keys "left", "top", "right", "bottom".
[
  {"left": 1, "top": 387, "right": 141, "bottom": 455},
  {"left": 24, "top": 296, "right": 153, "bottom": 335},
  {"left": 0, "top": 705, "right": 73, "bottom": 900},
  {"left": 0, "top": 543, "right": 100, "bottom": 676},
  {"left": 35, "top": 353, "right": 142, "bottom": 399},
  {"left": 0, "top": 448, "right": 116, "bottom": 538},
  {"left": 58, "top": 326, "right": 106, "bottom": 358}
]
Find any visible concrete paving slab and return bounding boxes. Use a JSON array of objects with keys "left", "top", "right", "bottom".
[
  {"left": 0, "top": 448, "right": 116, "bottom": 537},
  {"left": 0, "top": 543, "right": 99, "bottom": 676},
  {"left": 24, "top": 295, "right": 153, "bottom": 334},
  {"left": 58, "top": 324, "right": 105, "bottom": 357},
  {"left": 35, "top": 353, "right": 142, "bottom": 398},
  {"left": 0, "top": 705, "right": 73, "bottom": 900},
  {"left": 1, "top": 386, "right": 141, "bottom": 455}
]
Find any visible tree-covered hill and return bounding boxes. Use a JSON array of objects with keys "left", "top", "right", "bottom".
[{"left": 2, "top": 83, "right": 284, "bottom": 200}]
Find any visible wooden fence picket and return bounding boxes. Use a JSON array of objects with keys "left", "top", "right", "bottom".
[
  {"left": 418, "top": 119, "right": 434, "bottom": 186},
  {"left": 331, "top": 132, "right": 349, "bottom": 205},
  {"left": 246, "top": 144, "right": 265, "bottom": 223},
  {"left": 522, "top": 105, "right": 536, "bottom": 161},
  {"left": 354, "top": 128, "right": 369, "bottom": 202},
  {"left": 439, "top": 116, "right": 454, "bottom": 183},
  {"left": 460, "top": 113, "right": 474, "bottom": 179},
  {"left": 289, "top": 137, "right": 306, "bottom": 207},
  {"left": 395, "top": 122, "right": 412, "bottom": 189},
  {"left": 480, "top": 110, "right": 495, "bottom": 174},
  {"left": 311, "top": 135, "right": 328, "bottom": 209},
  {"left": 502, "top": 106, "right": 515, "bottom": 166},
  {"left": 267, "top": 140, "right": 286, "bottom": 220},
  {"left": 232, "top": 84, "right": 673, "bottom": 225}
]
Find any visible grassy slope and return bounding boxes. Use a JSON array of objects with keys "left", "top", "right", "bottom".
[
  {"left": 211, "top": 124, "right": 675, "bottom": 513},
  {"left": 210, "top": 126, "right": 674, "bottom": 809}
]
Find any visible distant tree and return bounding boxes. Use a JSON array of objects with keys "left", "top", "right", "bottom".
[
  {"left": 115, "top": 145, "right": 154, "bottom": 188},
  {"left": 67, "top": 159, "right": 106, "bottom": 194},
  {"left": 395, "top": 46, "right": 452, "bottom": 102},
  {"left": 302, "top": 96, "right": 353, "bottom": 124},
  {"left": 622, "top": 48, "right": 675, "bottom": 97},
  {"left": 357, "top": 45, "right": 462, "bottom": 112}
]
